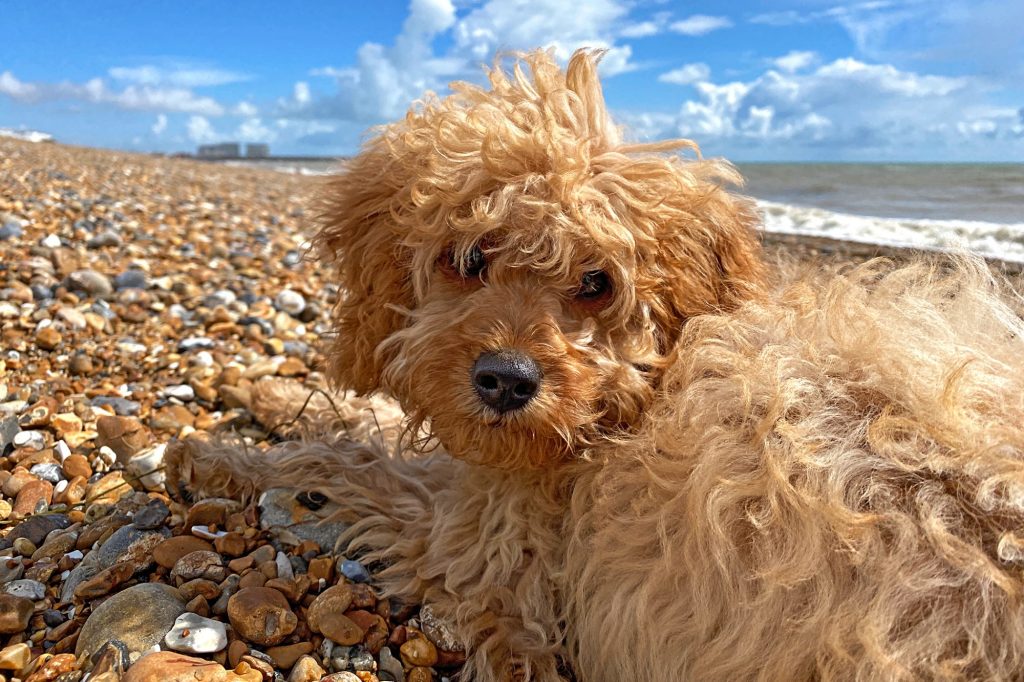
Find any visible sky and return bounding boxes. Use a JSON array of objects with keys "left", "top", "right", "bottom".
[{"left": 1, "top": 0, "right": 1022, "bottom": 162}]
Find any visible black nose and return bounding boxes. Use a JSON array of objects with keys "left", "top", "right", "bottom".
[{"left": 472, "top": 350, "right": 542, "bottom": 413}]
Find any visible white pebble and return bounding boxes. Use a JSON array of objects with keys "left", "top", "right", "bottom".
[
  {"left": 193, "top": 351, "right": 214, "bottom": 368},
  {"left": 275, "top": 551, "right": 294, "bottom": 580},
  {"left": 163, "top": 384, "right": 195, "bottom": 401},
  {"left": 13, "top": 430, "right": 45, "bottom": 451},
  {"left": 163, "top": 612, "right": 228, "bottom": 654},
  {"left": 274, "top": 289, "right": 306, "bottom": 316},
  {"left": 41, "top": 234, "right": 62, "bottom": 248},
  {"left": 191, "top": 525, "right": 226, "bottom": 540},
  {"left": 55, "top": 440, "right": 71, "bottom": 462}
]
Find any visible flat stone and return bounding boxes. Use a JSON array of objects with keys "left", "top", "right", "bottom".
[
  {"left": 65, "top": 269, "right": 113, "bottom": 297},
  {"left": 3, "top": 578, "right": 45, "bottom": 601},
  {"left": 170, "top": 550, "right": 226, "bottom": 583},
  {"left": 95, "top": 523, "right": 170, "bottom": 572},
  {"left": 163, "top": 612, "right": 228, "bottom": 654},
  {"left": 265, "top": 641, "right": 313, "bottom": 669},
  {"left": 0, "top": 594, "right": 33, "bottom": 633},
  {"left": 5, "top": 513, "right": 71, "bottom": 546},
  {"left": 76, "top": 582, "right": 187, "bottom": 658},
  {"left": 154, "top": 535, "right": 214, "bottom": 569},
  {"left": 121, "top": 651, "right": 263, "bottom": 682},
  {"left": 258, "top": 487, "right": 347, "bottom": 553}
]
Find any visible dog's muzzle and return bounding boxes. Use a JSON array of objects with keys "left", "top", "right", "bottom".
[{"left": 472, "top": 350, "right": 542, "bottom": 413}]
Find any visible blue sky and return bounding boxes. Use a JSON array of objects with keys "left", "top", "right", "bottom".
[{"left": 2, "top": 0, "right": 1022, "bottom": 161}]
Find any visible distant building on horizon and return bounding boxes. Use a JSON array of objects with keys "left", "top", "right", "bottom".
[
  {"left": 197, "top": 142, "right": 241, "bottom": 159},
  {"left": 245, "top": 143, "right": 269, "bottom": 158}
]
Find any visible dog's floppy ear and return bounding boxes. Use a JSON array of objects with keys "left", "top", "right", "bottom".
[
  {"left": 647, "top": 183, "right": 766, "bottom": 348},
  {"left": 314, "top": 139, "right": 412, "bottom": 394}
]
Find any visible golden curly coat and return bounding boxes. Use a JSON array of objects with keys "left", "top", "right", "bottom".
[{"left": 171, "top": 49, "right": 1024, "bottom": 681}]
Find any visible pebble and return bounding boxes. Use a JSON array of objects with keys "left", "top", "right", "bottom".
[
  {"left": 274, "top": 289, "right": 306, "bottom": 316},
  {"left": 76, "top": 582, "right": 186, "bottom": 658},
  {"left": 259, "top": 488, "right": 347, "bottom": 552},
  {"left": 164, "top": 384, "right": 196, "bottom": 401},
  {"left": 13, "top": 429, "right": 46, "bottom": 450},
  {"left": 288, "top": 655, "right": 326, "bottom": 682},
  {"left": 340, "top": 559, "right": 371, "bottom": 583},
  {"left": 0, "top": 643, "right": 31, "bottom": 671},
  {"left": 114, "top": 269, "right": 148, "bottom": 290},
  {"left": 226, "top": 587, "right": 297, "bottom": 646},
  {"left": 154, "top": 535, "right": 215, "bottom": 569},
  {"left": 3, "top": 578, "right": 46, "bottom": 600},
  {"left": 0, "top": 594, "right": 34, "bottom": 633},
  {"left": 65, "top": 269, "right": 113, "bottom": 297},
  {"left": 121, "top": 651, "right": 263, "bottom": 682},
  {"left": 133, "top": 499, "right": 171, "bottom": 529},
  {"left": 164, "top": 612, "right": 229, "bottom": 654}
]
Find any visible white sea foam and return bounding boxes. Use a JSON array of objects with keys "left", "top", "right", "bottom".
[
  {"left": 0, "top": 127, "right": 54, "bottom": 143},
  {"left": 758, "top": 200, "right": 1024, "bottom": 263}
]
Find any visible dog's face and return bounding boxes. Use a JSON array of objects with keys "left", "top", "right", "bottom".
[{"left": 315, "top": 51, "right": 764, "bottom": 469}]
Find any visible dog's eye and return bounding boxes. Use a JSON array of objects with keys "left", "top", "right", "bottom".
[
  {"left": 441, "top": 244, "right": 487, "bottom": 279},
  {"left": 577, "top": 270, "right": 611, "bottom": 300}
]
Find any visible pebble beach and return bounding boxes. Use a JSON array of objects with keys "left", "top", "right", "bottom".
[
  {"left": 2, "top": 137, "right": 1020, "bottom": 682},
  {"left": 0, "top": 137, "right": 460, "bottom": 682}
]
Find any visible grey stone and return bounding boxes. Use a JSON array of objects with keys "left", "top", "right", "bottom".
[
  {"left": 5, "top": 514, "right": 71, "bottom": 547},
  {"left": 75, "top": 583, "right": 187, "bottom": 658},
  {"left": 0, "top": 221, "right": 24, "bottom": 240},
  {"left": 90, "top": 397, "right": 140, "bottom": 416},
  {"left": 3, "top": 579, "right": 45, "bottom": 600},
  {"left": 339, "top": 559, "right": 370, "bottom": 584},
  {"left": 65, "top": 270, "right": 113, "bottom": 297},
  {"left": 30, "top": 462, "right": 64, "bottom": 483},
  {"left": 113, "top": 270, "right": 147, "bottom": 290},
  {"left": 258, "top": 488, "right": 348, "bottom": 553},
  {"left": 0, "top": 415, "right": 18, "bottom": 452},
  {"left": 132, "top": 499, "right": 170, "bottom": 530},
  {"left": 86, "top": 231, "right": 122, "bottom": 249},
  {"left": 95, "top": 524, "right": 170, "bottom": 572}
]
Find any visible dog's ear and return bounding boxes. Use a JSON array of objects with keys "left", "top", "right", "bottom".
[
  {"left": 314, "top": 140, "right": 412, "bottom": 394},
  {"left": 648, "top": 186, "right": 766, "bottom": 348}
]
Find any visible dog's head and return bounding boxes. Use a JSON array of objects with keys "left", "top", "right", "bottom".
[{"left": 315, "top": 49, "right": 765, "bottom": 469}]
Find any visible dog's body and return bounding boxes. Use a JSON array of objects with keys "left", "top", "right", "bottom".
[{"left": 173, "top": 51, "right": 1024, "bottom": 680}]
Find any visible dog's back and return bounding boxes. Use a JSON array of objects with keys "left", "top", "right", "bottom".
[{"left": 567, "top": 257, "right": 1024, "bottom": 681}]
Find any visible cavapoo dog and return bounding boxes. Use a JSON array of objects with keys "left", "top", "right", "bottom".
[{"left": 171, "top": 50, "right": 1024, "bottom": 681}]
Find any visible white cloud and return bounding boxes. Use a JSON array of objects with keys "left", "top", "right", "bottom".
[
  {"left": 773, "top": 51, "right": 818, "bottom": 73},
  {"left": 0, "top": 70, "right": 225, "bottom": 115},
  {"left": 235, "top": 117, "right": 276, "bottom": 142},
  {"left": 668, "top": 14, "right": 733, "bottom": 36},
  {"left": 631, "top": 56, "right": 1020, "bottom": 158},
  {"left": 109, "top": 65, "right": 251, "bottom": 88},
  {"left": 619, "top": 21, "right": 660, "bottom": 38},
  {"left": 234, "top": 101, "right": 258, "bottom": 117},
  {"left": 186, "top": 115, "right": 218, "bottom": 143},
  {"left": 283, "top": 0, "right": 645, "bottom": 125},
  {"left": 0, "top": 71, "right": 40, "bottom": 100},
  {"left": 658, "top": 63, "right": 710, "bottom": 86},
  {"left": 152, "top": 114, "right": 167, "bottom": 135}
]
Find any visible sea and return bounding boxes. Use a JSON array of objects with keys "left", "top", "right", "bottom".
[{"left": 234, "top": 159, "right": 1024, "bottom": 264}]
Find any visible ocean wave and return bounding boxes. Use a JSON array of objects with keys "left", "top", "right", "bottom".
[
  {"left": 757, "top": 200, "right": 1024, "bottom": 263},
  {"left": 0, "top": 128, "right": 54, "bottom": 143}
]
